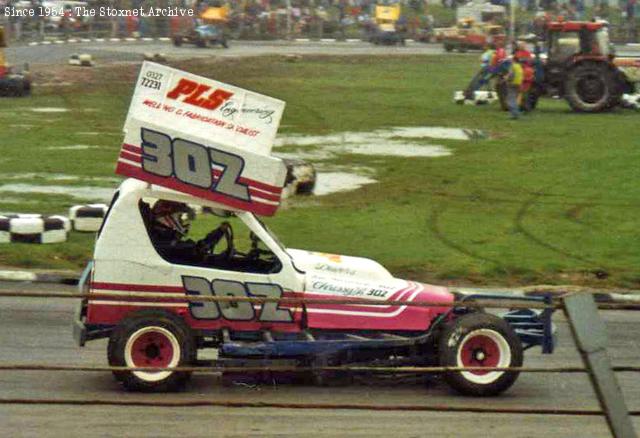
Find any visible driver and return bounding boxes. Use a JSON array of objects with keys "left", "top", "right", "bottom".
[{"left": 147, "top": 200, "right": 231, "bottom": 265}]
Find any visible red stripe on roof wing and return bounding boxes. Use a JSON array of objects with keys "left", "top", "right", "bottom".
[
  {"left": 115, "top": 162, "right": 279, "bottom": 216},
  {"left": 122, "top": 144, "right": 142, "bottom": 154},
  {"left": 120, "top": 151, "right": 142, "bottom": 163}
]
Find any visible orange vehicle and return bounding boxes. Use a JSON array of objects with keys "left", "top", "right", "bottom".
[
  {"left": 0, "top": 26, "right": 30, "bottom": 97},
  {"left": 439, "top": 19, "right": 506, "bottom": 52}
]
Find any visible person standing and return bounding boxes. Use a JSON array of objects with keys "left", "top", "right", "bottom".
[{"left": 506, "top": 57, "right": 524, "bottom": 119}]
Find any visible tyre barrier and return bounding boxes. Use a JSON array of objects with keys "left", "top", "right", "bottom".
[
  {"left": 68, "top": 54, "right": 94, "bottom": 67},
  {"left": 453, "top": 90, "right": 498, "bottom": 106},
  {"left": 0, "top": 214, "right": 70, "bottom": 244},
  {"left": 282, "top": 158, "right": 317, "bottom": 197},
  {"left": 69, "top": 204, "right": 108, "bottom": 232},
  {"left": 622, "top": 93, "right": 640, "bottom": 109}
]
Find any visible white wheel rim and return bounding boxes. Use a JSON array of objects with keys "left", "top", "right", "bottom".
[
  {"left": 124, "top": 326, "right": 181, "bottom": 382},
  {"left": 456, "top": 328, "right": 512, "bottom": 385}
]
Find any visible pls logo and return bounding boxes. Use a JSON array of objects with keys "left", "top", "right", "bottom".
[{"left": 166, "top": 78, "right": 234, "bottom": 111}]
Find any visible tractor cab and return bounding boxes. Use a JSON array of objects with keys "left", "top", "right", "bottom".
[{"left": 545, "top": 21, "right": 612, "bottom": 64}]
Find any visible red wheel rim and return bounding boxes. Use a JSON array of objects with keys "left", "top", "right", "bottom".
[
  {"left": 459, "top": 334, "right": 501, "bottom": 376},
  {"left": 130, "top": 330, "right": 175, "bottom": 368}
]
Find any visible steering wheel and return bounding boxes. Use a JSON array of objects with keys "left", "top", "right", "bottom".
[{"left": 199, "top": 222, "right": 235, "bottom": 260}]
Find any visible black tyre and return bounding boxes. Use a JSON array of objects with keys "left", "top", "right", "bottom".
[
  {"left": 107, "top": 309, "right": 196, "bottom": 392},
  {"left": 173, "top": 36, "right": 183, "bottom": 47},
  {"left": 221, "top": 39, "right": 229, "bottom": 49},
  {"left": 564, "top": 62, "right": 613, "bottom": 113},
  {"left": 438, "top": 313, "right": 523, "bottom": 396},
  {"left": 196, "top": 38, "right": 206, "bottom": 48},
  {"left": 444, "top": 43, "right": 454, "bottom": 52}
]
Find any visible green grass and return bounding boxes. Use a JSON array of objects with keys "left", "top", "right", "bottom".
[{"left": 1, "top": 54, "right": 639, "bottom": 288}]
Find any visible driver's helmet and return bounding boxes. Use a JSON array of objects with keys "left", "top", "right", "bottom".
[{"left": 151, "top": 200, "right": 192, "bottom": 237}]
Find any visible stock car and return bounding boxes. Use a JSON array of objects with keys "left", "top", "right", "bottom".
[
  {"left": 74, "top": 177, "right": 555, "bottom": 396},
  {"left": 173, "top": 24, "right": 228, "bottom": 49}
]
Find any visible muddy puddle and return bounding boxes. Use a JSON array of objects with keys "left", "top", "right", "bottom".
[
  {"left": 314, "top": 172, "right": 377, "bottom": 196},
  {"left": 274, "top": 126, "right": 482, "bottom": 196},
  {"left": 30, "top": 107, "right": 69, "bottom": 113},
  {"left": 0, "top": 183, "right": 115, "bottom": 202},
  {"left": 46, "top": 145, "right": 100, "bottom": 150}
]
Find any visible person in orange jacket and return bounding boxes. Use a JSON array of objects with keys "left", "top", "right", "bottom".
[{"left": 514, "top": 42, "right": 535, "bottom": 112}]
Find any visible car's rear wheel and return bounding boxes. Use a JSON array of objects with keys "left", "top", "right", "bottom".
[
  {"left": 173, "top": 36, "right": 182, "bottom": 47},
  {"left": 438, "top": 313, "right": 522, "bottom": 396},
  {"left": 108, "top": 309, "right": 196, "bottom": 392}
]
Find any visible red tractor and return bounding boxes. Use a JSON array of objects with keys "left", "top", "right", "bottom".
[{"left": 497, "top": 21, "right": 639, "bottom": 112}]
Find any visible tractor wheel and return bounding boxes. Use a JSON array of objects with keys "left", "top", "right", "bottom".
[
  {"left": 108, "top": 309, "right": 196, "bottom": 392},
  {"left": 438, "top": 313, "right": 523, "bottom": 396},
  {"left": 564, "top": 62, "right": 614, "bottom": 113},
  {"left": 496, "top": 79, "right": 509, "bottom": 111}
]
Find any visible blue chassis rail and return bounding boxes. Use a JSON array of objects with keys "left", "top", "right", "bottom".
[{"left": 220, "top": 294, "right": 556, "bottom": 359}]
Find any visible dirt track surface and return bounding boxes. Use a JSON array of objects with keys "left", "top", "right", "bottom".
[
  {"left": 1, "top": 281, "right": 639, "bottom": 437},
  {"left": 6, "top": 40, "right": 447, "bottom": 67},
  {"left": 7, "top": 40, "right": 639, "bottom": 68}
]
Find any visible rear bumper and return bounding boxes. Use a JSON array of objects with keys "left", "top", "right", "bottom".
[
  {"left": 73, "top": 261, "right": 111, "bottom": 346},
  {"left": 460, "top": 293, "right": 556, "bottom": 354}
]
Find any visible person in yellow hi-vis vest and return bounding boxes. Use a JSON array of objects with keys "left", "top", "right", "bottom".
[{"left": 506, "top": 57, "right": 523, "bottom": 119}]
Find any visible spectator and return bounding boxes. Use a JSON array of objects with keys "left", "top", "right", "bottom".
[{"left": 505, "top": 57, "right": 524, "bottom": 119}]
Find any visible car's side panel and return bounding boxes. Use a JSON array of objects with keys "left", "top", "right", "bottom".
[{"left": 303, "top": 280, "right": 453, "bottom": 331}]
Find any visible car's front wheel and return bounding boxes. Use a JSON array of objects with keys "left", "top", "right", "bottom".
[
  {"left": 108, "top": 309, "right": 196, "bottom": 392},
  {"left": 438, "top": 312, "right": 522, "bottom": 396}
]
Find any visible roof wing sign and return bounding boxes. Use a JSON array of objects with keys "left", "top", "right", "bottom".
[{"left": 116, "top": 62, "right": 287, "bottom": 216}]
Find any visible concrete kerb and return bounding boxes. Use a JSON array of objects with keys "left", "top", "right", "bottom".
[
  {"left": 0, "top": 268, "right": 80, "bottom": 285},
  {"left": 22, "top": 37, "right": 425, "bottom": 47}
]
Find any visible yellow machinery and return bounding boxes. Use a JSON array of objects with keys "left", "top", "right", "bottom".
[
  {"left": 374, "top": 4, "right": 400, "bottom": 33},
  {"left": 371, "top": 4, "right": 404, "bottom": 45}
]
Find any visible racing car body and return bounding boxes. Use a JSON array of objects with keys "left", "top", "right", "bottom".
[
  {"left": 74, "top": 62, "right": 555, "bottom": 396},
  {"left": 173, "top": 24, "right": 228, "bottom": 48},
  {"left": 369, "top": 4, "right": 405, "bottom": 46},
  {"left": 439, "top": 20, "right": 505, "bottom": 52}
]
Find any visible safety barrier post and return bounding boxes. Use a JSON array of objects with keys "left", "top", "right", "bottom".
[{"left": 563, "top": 293, "right": 637, "bottom": 438}]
